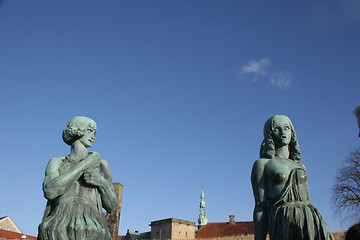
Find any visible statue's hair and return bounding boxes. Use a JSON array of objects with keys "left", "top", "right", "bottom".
[
  {"left": 259, "top": 115, "right": 301, "bottom": 162},
  {"left": 353, "top": 104, "right": 360, "bottom": 119},
  {"left": 345, "top": 223, "right": 360, "bottom": 240},
  {"left": 62, "top": 116, "right": 97, "bottom": 146}
]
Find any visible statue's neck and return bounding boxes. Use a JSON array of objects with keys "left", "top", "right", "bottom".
[
  {"left": 69, "top": 140, "right": 88, "bottom": 161},
  {"left": 275, "top": 145, "right": 290, "bottom": 159}
]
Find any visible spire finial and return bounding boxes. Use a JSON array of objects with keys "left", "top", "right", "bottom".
[{"left": 198, "top": 186, "right": 208, "bottom": 229}]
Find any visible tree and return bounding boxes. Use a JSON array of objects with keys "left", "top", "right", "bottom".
[{"left": 332, "top": 147, "right": 360, "bottom": 221}]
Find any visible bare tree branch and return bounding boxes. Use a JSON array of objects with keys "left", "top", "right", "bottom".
[{"left": 332, "top": 147, "right": 360, "bottom": 221}]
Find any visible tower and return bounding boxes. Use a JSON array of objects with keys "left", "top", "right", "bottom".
[{"left": 197, "top": 186, "right": 208, "bottom": 229}]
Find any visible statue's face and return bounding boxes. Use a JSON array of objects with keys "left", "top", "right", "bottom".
[
  {"left": 79, "top": 126, "right": 97, "bottom": 148},
  {"left": 272, "top": 116, "right": 292, "bottom": 147}
]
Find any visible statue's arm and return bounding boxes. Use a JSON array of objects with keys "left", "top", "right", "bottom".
[
  {"left": 251, "top": 158, "right": 269, "bottom": 240},
  {"left": 43, "top": 157, "right": 80, "bottom": 200},
  {"left": 97, "top": 160, "right": 117, "bottom": 213},
  {"left": 43, "top": 154, "right": 99, "bottom": 200}
]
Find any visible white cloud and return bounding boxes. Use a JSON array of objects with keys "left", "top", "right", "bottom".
[
  {"left": 241, "top": 58, "right": 271, "bottom": 76},
  {"left": 269, "top": 71, "right": 293, "bottom": 90},
  {"left": 238, "top": 58, "right": 293, "bottom": 90}
]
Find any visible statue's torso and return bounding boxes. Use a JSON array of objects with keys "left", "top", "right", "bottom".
[
  {"left": 264, "top": 157, "right": 308, "bottom": 201},
  {"left": 57, "top": 156, "right": 99, "bottom": 205},
  {"left": 38, "top": 156, "right": 111, "bottom": 240}
]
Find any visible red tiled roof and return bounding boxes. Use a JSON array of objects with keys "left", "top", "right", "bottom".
[
  {"left": 117, "top": 235, "right": 126, "bottom": 240},
  {"left": 0, "top": 229, "right": 37, "bottom": 240},
  {"left": 196, "top": 222, "right": 254, "bottom": 238}
]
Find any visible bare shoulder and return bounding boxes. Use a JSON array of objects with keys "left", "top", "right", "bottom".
[
  {"left": 251, "top": 158, "right": 270, "bottom": 203},
  {"left": 299, "top": 162, "right": 307, "bottom": 171},
  {"left": 46, "top": 157, "right": 63, "bottom": 171},
  {"left": 100, "top": 159, "right": 113, "bottom": 181},
  {"left": 48, "top": 157, "right": 63, "bottom": 164},
  {"left": 252, "top": 158, "right": 270, "bottom": 170},
  {"left": 44, "top": 157, "right": 64, "bottom": 179},
  {"left": 251, "top": 158, "right": 270, "bottom": 182},
  {"left": 100, "top": 159, "right": 111, "bottom": 169}
]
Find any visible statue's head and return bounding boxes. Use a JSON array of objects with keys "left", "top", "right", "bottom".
[
  {"left": 62, "top": 116, "right": 97, "bottom": 146},
  {"left": 260, "top": 115, "right": 301, "bottom": 161}
]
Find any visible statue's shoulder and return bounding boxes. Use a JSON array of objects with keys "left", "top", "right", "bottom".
[
  {"left": 99, "top": 158, "right": 109, "bottom": 164},
  {"left": 45, "top": 157, "right": 66, "bottom": 176},
  {"left": 252, "top": 158, "right": 270, "bottom": 175},
  {"left": 253, "top": 158, "right": 270, "bottom": 168},
  {"left": 100, "top": 159, "right": 112, "bottom": 171},
  {"left": 98, "top": 159, "right": 113, "bottom": 181},
  {"left": 251, "top": 158, "right": 270, "bottom": 188},
  {"left": 299, "top": 162, "right": 307, "bottom": 171},
  {"left": 50, "top": 156, "right": 65, "bottom": 161},
  {"left": 47, "top": 156, "right": 65, "bottom": 166}
]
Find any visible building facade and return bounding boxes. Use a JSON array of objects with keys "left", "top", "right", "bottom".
[
  {"left": 0, "top": 216, "right": 37, "bottom": 240},
  {"left": 0, "top": 216, "right": 21, "bottom": 233},
  {"left": 150, "top": 218, "right": 196, "bottom": 240}
]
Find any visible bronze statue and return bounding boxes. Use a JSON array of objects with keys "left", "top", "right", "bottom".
[
  {"left": 38, "top": 116, "right": 117, "bottom": 240},
  {"left": 251, "top": 115, "right": 333, "bottom": 240}
]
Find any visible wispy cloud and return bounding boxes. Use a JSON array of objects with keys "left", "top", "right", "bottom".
[
  {"left": 238, "top": 58, "right": 293, "bottom": 90},
  {"left": 269, "top": 71, "right": 293, "bottom": 90},
  {"left": 238, "top": 58, "right": 271, "bottom": 83},
  {"left": 241, "top": 58, "right": 270, "bottom": 75}
]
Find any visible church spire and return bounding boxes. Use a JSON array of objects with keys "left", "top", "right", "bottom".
[{"left": 197, "top": 186, "right": 208, "bottom": 229}]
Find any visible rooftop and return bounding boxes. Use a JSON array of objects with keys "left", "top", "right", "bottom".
[
  {"left": 196, "top": 221, "right": 254, "bottom": 238},
  {"left": 150, "top": 218, "right": 196, "bottom": 226},
  {"left": 0, "top": 229, "right": 37, "bottom": 240}
]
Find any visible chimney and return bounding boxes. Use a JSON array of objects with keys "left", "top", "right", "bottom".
[{"left": 229, "top": 215, "right": 235, "bottom": 224}]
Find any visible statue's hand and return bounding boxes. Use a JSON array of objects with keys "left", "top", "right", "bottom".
[
  {"left": 82, "top": 152, "right": 100, "bottom": 169},
  {"left": 83, "top": 169, "right": 103, "bottom": 187}
]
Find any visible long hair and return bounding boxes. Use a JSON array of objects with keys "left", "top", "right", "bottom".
[{"left": 259, "top": 115, "right": 301, "bottom": 162}]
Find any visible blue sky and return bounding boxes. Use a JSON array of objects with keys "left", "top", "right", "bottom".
[{"left": 1, "top": 0, "right": 360, "bottom": 237}]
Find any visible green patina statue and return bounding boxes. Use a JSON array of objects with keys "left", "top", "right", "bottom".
[
  {"left": 251, "top": 115, "right": 334, "bottom": 240},
  {"left": 38, "top": 116, "right": 117, "bottom": 240}
]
